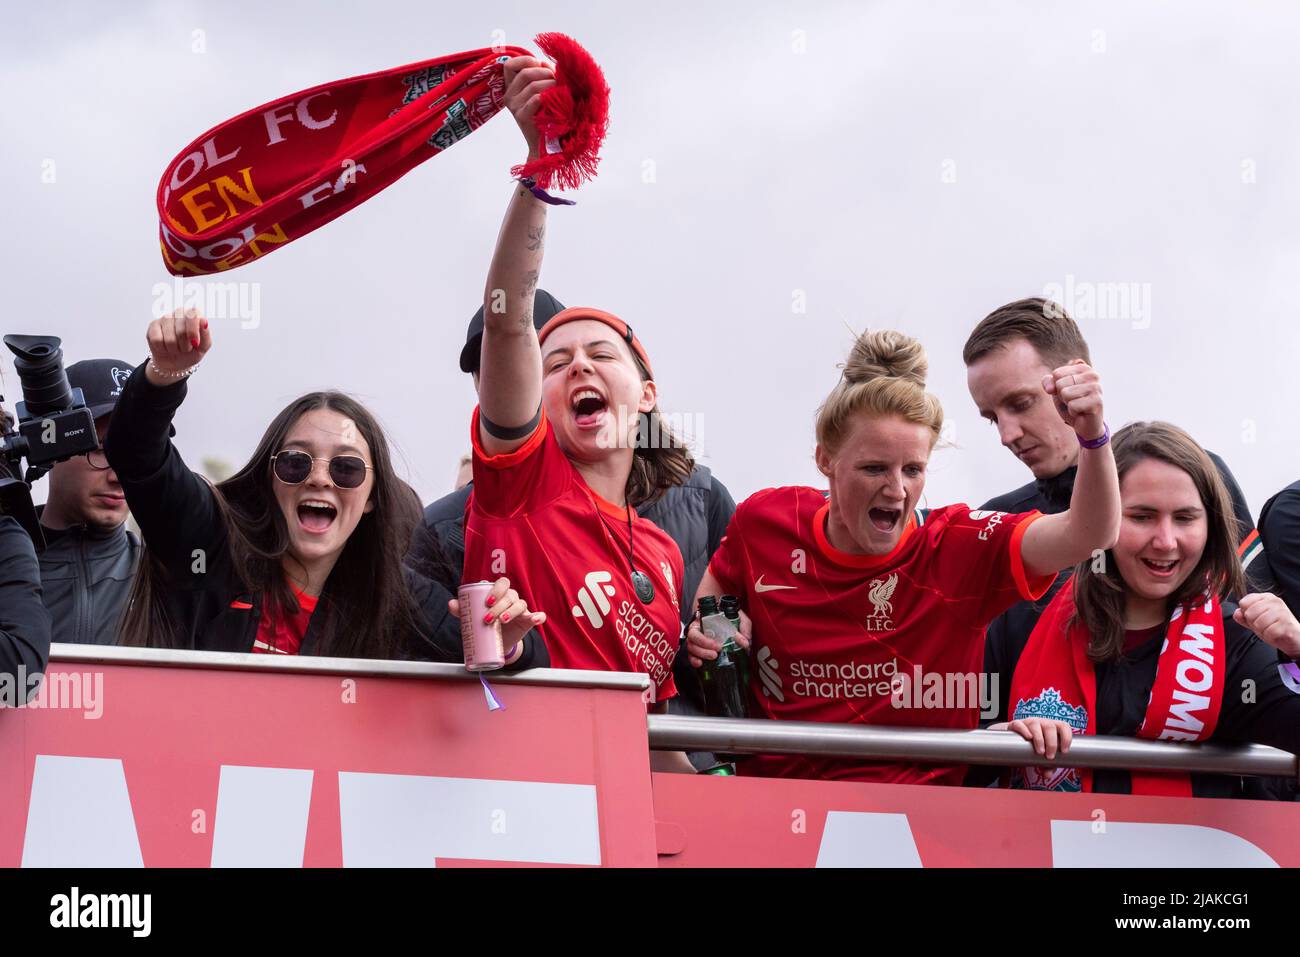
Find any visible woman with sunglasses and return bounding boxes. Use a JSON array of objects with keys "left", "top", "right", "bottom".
[{"left": 105, "top": 309, "right": 547, "bottom": 662}]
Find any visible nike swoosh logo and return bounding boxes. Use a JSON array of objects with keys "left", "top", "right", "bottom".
[{"left": 754, "top": 575, "right": 797, "bottom": 593}]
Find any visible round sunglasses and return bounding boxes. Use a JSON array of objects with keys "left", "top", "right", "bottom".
[{"left": 270, "top": 450, "right": 373, "bottom": 489}]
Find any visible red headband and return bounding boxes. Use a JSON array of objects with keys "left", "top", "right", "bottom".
[
  {"left": 156, "top": 34, "right": 609, "bottom": 276},
  {"left": 539, "top": 307, "right": 654, "bottom": 379}
]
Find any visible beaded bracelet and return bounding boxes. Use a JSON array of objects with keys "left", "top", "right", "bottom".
[{"left": 148, "top": 359, "right": 199, "bottom": 380}]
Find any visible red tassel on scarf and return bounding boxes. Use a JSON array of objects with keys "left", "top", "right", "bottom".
[{"left": 512, "top": 33, "right": 611, "bottom": 191}]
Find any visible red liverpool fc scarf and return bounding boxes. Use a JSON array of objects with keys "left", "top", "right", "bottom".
[
  {"left": 157, "top": 33, "right": 609, "bottom": 275},
  {"left": 1006, "top": 578, "right": 1226, "bottom": 796}
]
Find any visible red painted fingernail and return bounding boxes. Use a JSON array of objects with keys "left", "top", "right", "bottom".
[
  {"left": 191, "top": 339, "right": 200, "bottom": 347},
  {"left": 486, "top": 596, "right": 495, "bottom": 606},
  {"left": 201, "top": 320, "right": 208, "bottom": 329},
  {"left": 483, "top": 613, "right": 493, "bottom": 624},
  {"left": 501, "top": 614, "right": 510, "bottom": 623}
]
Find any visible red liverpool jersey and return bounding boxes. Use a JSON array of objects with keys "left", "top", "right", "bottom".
[
  {"left": 463, "top": 408, "right": 684, "bottom": 700},
  {"left": 709, "top": 486, "right": 1052, "bottom": 785}
]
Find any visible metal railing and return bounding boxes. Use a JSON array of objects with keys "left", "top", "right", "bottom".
[
  {"left": 44, "top": 645, "right": 1299, "bottom": 781},
  {"left": 647, "top": 714, "right": 1300, "bottom": 780}
]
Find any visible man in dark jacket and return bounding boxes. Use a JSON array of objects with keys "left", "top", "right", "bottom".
[
  {"left": 0, "top": 515, "right": 50, "bottom": 696},
  {"left": 2, "top": 398, "right": 51, "bottom": 690},
  {"left": 425, "top": 292, "right": 738, "bottom": 754},
  {"left": 963, "top": 299, "right": 1269, "bottom": 724},
  {"left": 36, "top": 359, "right": 141, "bottom": 645},
  {"left": 1259, "top": 480, "right": 1300, "bottom": 617}
]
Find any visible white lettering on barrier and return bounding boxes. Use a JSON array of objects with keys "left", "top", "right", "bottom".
[
  {"left": 210, "top": 765, "right": 314, "bottom": 867},
  {"left": 21, "top": 758, "right": 601, "bottom": 868},
  {"left": 811, "top": 812, "right": 1279, "bottom": 868},
  {"left": 814, "top": 812, "right": 922, "bottom": 867},
  {"left": 20, "top": 756, "right": 1285, "bottom": 867},
  {"left": 23, "top": 756, "right": 144, "bottom": 867},
  {"left": 1050, "top": 820, "right": 1278, "bottom": 867},
  {"left": 337, "top": 772, "right": 601, "bottom": 866}
]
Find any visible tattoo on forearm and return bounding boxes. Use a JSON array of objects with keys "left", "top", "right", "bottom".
[
  {"left": 526, "top": 224, "right": 545, "bottom": 252},
  {"left": 520, "top": 269, "right": 539, "bottom": 300},
  {"left": 518, "top": 269, "right": 540, "bottom": 328}
]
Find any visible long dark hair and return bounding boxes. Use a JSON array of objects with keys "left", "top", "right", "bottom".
[
  {"left": 121, "top": 392, "right": 442, "bottom": 658},
  {"left": 1071, "top": 421, "right": 1246, "bottom": 663},
  {"left": 626, "top": 350, "right": 694, "bottom": 508}
]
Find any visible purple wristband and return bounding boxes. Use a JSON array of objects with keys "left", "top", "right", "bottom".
[
  {"left": 1078, "top": 422, "right": 1110, "bottom": 449},
  {"left": 518, "top": 176, "right": 576, "bottom": 206}
]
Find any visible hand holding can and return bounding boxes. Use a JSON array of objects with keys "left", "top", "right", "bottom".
[{"left": 452, "top": 577, "right": 546, "bottom": 671}]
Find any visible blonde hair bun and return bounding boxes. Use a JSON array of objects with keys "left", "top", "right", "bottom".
[
  {"left": 843, "top": 329, "right": 928, "bottom": 389},
  {"left": 816, "top": 328, "right": 943, "bottom": 455}
]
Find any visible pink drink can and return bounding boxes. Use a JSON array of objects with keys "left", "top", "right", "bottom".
[{"left": 459, "top": 580, "right": 505, "bottom": 672}]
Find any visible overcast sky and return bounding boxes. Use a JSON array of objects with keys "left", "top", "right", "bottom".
[{"left": 4, "top": 0, "right": 1298, "bottom": 519}]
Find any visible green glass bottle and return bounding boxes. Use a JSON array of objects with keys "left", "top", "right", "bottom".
[
  {"left": 720, "top": 595, "right": 752, "bottom": 707},
  {"left": 698, "top": 595, "right": 748, "bottom": 722}
]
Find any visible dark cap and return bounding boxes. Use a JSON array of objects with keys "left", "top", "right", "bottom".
[
  {"left": 66, "top": 359, "right": 135, "bottom": 420},
  {"left": 458, "top": 289, "right": 566, "bottom": 374}
]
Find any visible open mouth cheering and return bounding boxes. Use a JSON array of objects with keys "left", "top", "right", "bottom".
[
  {"left": 570, "top": 387, "right": 609, "bottom": 428},
  {"left": 868, "top": 507, "right": 902, "bottom": 532}
]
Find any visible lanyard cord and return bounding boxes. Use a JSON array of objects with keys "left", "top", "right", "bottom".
[
  {"left": 596, "top": 500, "right": 637, "bottom": 575},
  {"left": 595, "top": 500, "right": 654, "bottom": 604}
]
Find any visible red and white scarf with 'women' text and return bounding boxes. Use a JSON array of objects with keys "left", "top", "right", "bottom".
[{"left": 1006, "top": 577, "right": 1226, "bottom": 796}]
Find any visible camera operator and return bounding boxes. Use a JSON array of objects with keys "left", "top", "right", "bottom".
[
  {"left": 1, "top": 399, "right": 52, "bottom": 689},
  {"left": 36, "top": 358, "right": 140, "bottom": 645}
]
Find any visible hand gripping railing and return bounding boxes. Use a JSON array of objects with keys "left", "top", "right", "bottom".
[{"left": 646, "top": 714, "right": 1300, "bottom": 780}]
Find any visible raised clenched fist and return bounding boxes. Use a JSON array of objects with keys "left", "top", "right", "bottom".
[
  {"left": 1234, "top": 592, "right": 1300, "bottom": 658},
  {"left": 1042, "top": 359, "right": 1105, "bottom": 442},
  {"left": 145, "top": 308, "right": 211, "bottom": 386},
  {"left": 501, "top": 56, "right": 556, "bottom": 161}
]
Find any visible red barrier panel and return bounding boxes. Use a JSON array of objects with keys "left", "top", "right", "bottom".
[
  {"left": 7, "top": 650, "right": 1299, "bottom": 868},
  {"left": 1, "top": 650, "right": 658, "bottom": 867},
  {"left": 651, "top": 772, "right": 1300, "bottom": 867}
]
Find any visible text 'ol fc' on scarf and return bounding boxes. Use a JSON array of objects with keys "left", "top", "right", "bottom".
[{"left": 156, "top": 33, "right": 610, "bottom": 276}]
